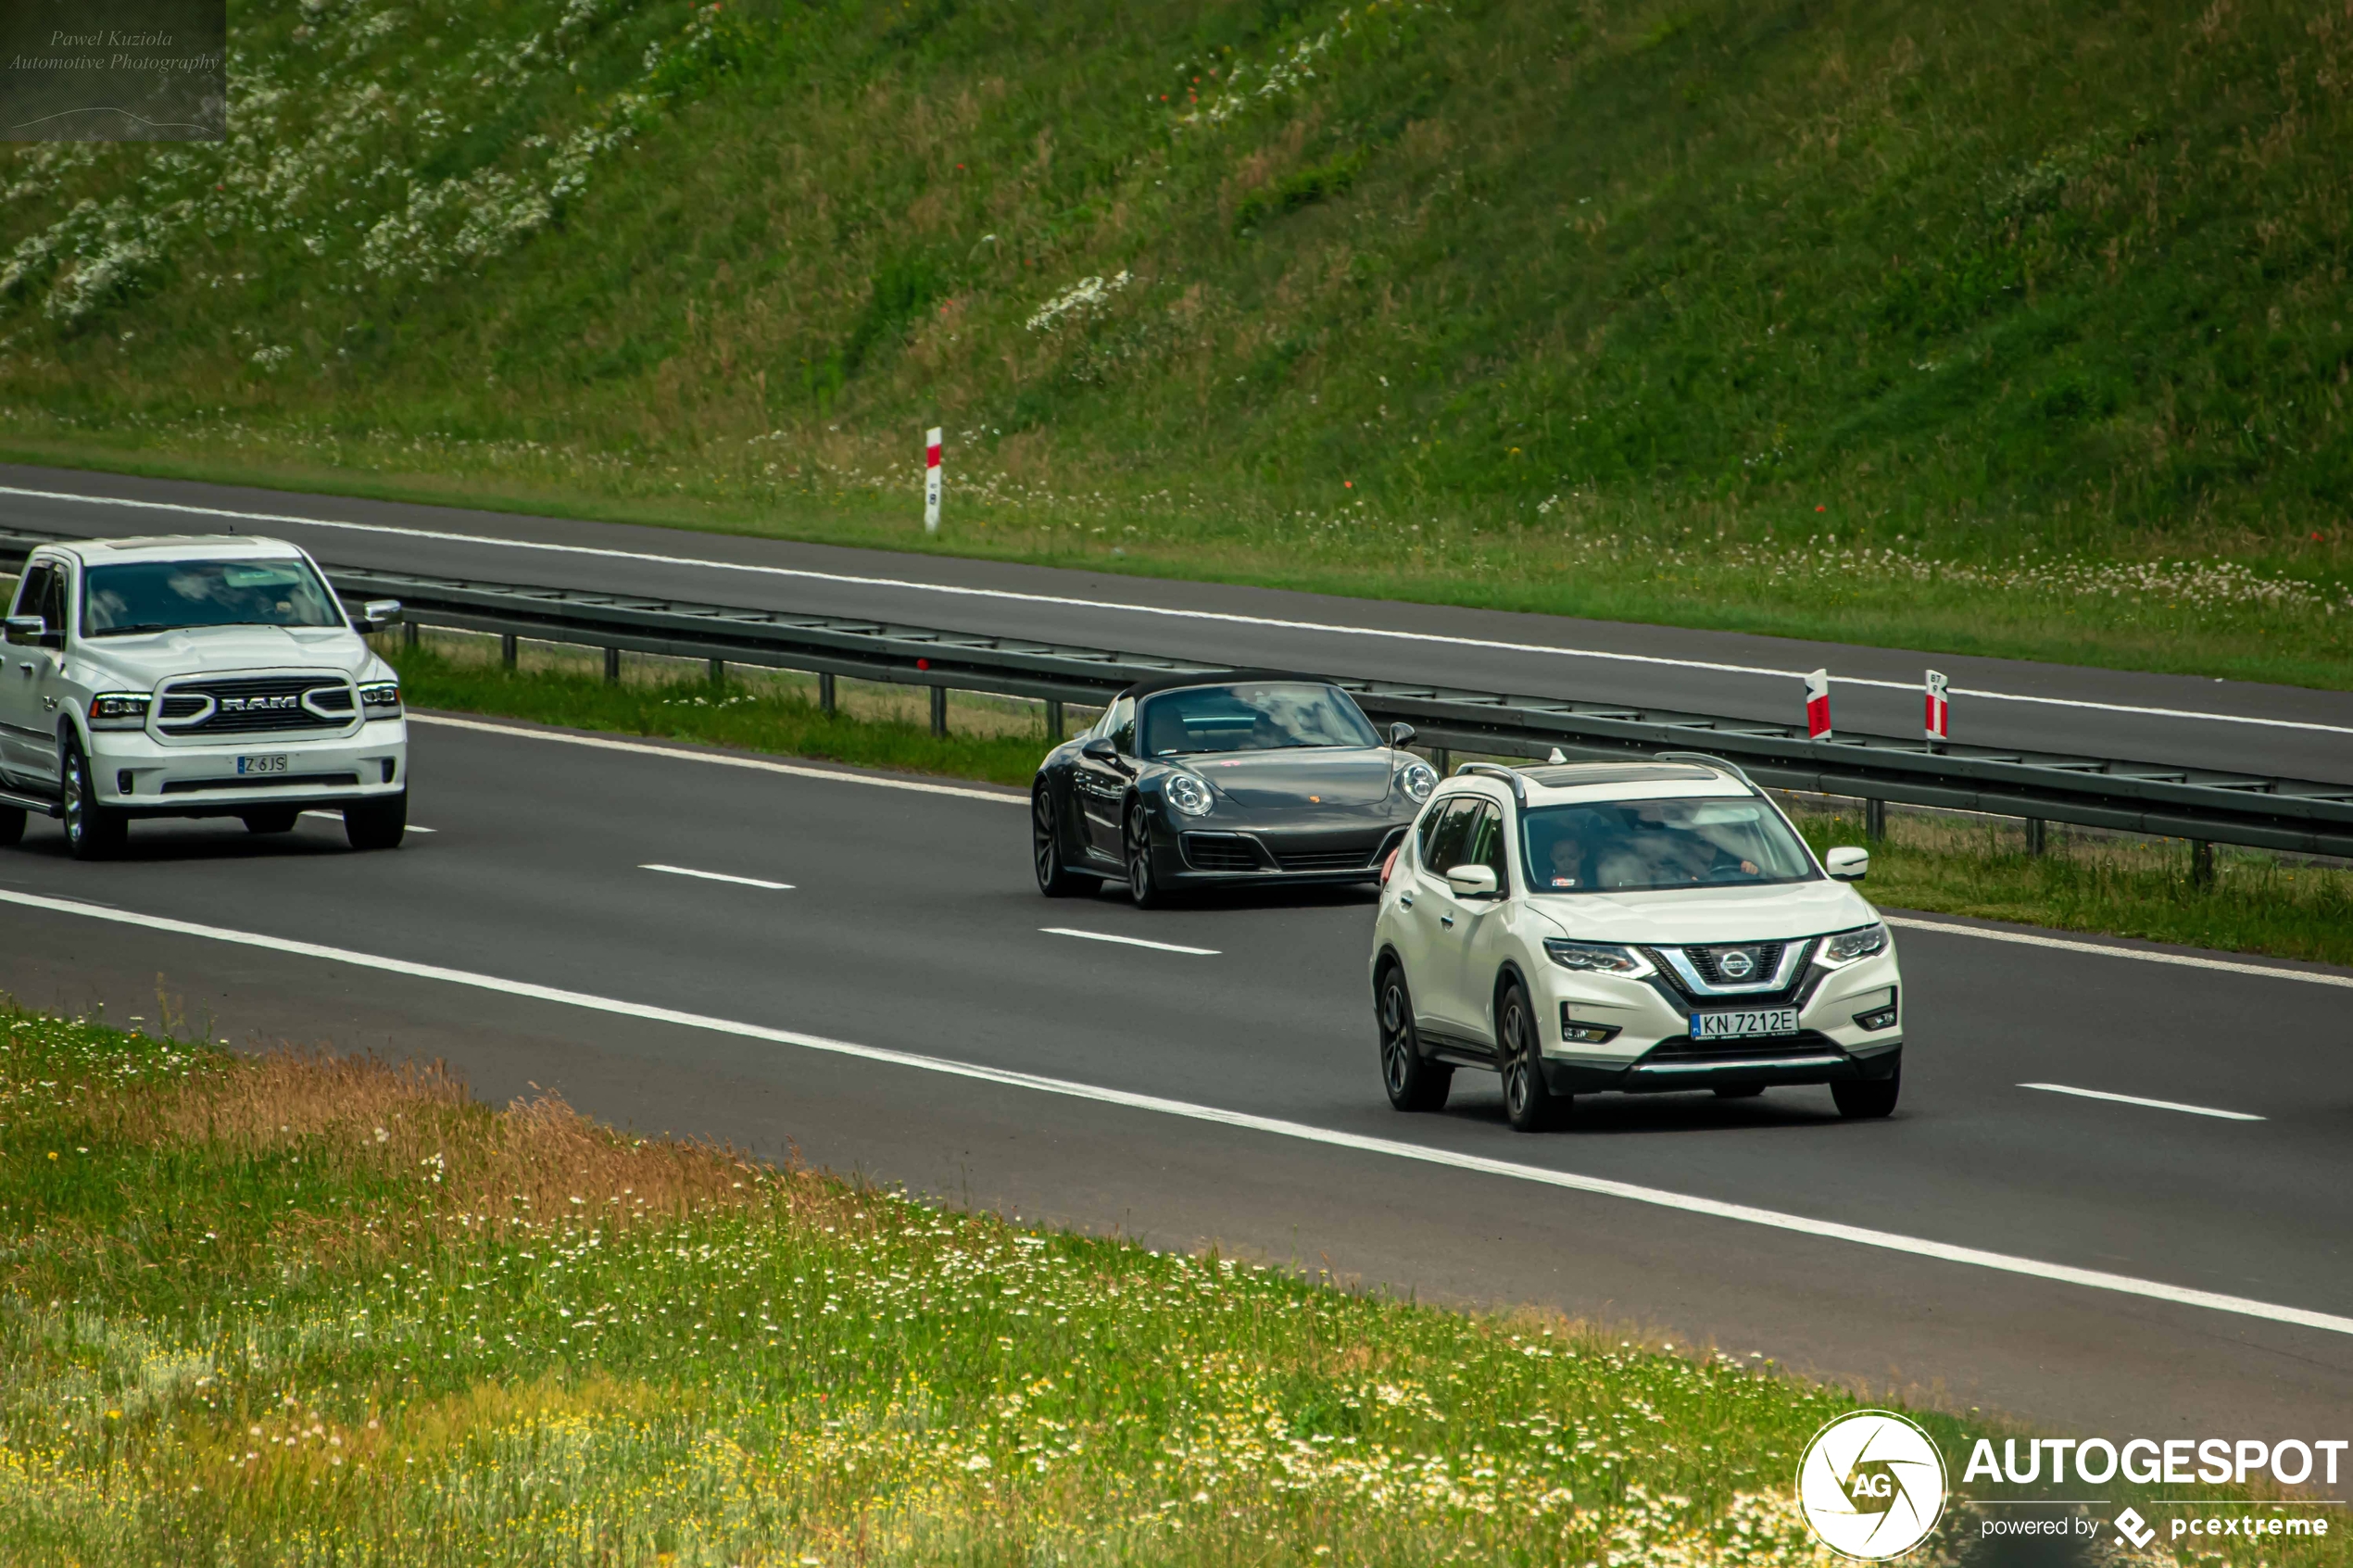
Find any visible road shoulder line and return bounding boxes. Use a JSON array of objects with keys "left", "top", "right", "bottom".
[
  {"left": 1882, "top": 915, "right": 2353, "bottom": 989},
  {"left": 1, "top": 885, "right": 2345, "bottom": 1342}
]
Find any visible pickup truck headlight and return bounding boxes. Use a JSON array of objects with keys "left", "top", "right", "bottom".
[
  {"left": 88, "top": 692, "right": 152, "bottom": 730},
  {"left": 1542, "top": 939, "right": 1655, "bottom": 979},
  {"left": 358, "top": 680, "right": 403, "bottom": 715},
  {"left": 1817, "top": 922, "right": 1890, "bottom": 968},
  {"left": 1399, "top": 760, "right": 1437, "bottom": 801},
  {"left": 1164, "top": 772, "right": 1213, "bottom": 817}
]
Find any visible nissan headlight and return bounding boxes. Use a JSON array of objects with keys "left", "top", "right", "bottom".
[
  {"left": 1164, "top": 772, "right": 1214, "bottom": 817},
  {"left": 359, "top": 680, "right": 403, "bottom": 715},
  {"left": 1399, "top": 760, "right": 1437, "bottom": 801},
  {"left": 1542, "top": 939, "right": 1655, "bottom": 979},
  {"left": 88, "top": 692, "right": 152, "bottom": 730},
  {"left": 1817, "top": 922, "right": 1890, "bottom": 968}
]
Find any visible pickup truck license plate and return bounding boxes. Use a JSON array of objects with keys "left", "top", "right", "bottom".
[
  {"left": 1690, "top": 1007, "right": 1799, "bottom": 1041},
  {"left": 235, "top": 754, "right": 289, "bottom": 776}
]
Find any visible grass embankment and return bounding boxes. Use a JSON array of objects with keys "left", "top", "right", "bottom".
[
  {"left": 6, "top": 0, "right": 2353, "bottom": 684},
  {"left": 0, "top": 1011, "right": 2013, "bottom": 1564}
]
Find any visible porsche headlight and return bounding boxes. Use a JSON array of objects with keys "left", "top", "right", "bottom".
[
  {"left": 1542, "top": 939, "right": 1655, "bottom": 979},
  {"left": 359, "top": 680, "right": 403, "bottom": 715},
  {"left": 88, "top": 692, "right": 152, "bottom": 730},
  {"left": 1164, "top": 772, "right": 1214, "bottom": 817},
  {"left": 1399, "top": 760, "right": 1437, "bottom": 801},
  {"left": 1817, "top": 922, "right": 1890, "bottom": 968}
]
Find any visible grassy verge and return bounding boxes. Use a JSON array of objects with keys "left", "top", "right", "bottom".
[
  {"left": 1, "top": 1010, "right": 2311, "bottom": 1565},
  {"left": 1791, "top": 808, "right": 2353, "bottom": 970}
]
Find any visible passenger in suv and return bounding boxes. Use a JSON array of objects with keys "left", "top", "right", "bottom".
[
  {"left": 0, "top": 535, "right": 409, "bottom": 859},
  {"left": 1369, "top": 757, "right": 1902, "bottom": 1130}
]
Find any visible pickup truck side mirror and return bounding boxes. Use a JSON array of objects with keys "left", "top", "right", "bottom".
[
  {"left": 1444, "top": 863, "right": 1501, "bottom": 899},
  {"left": 1824, "top": 846, "right": 1869, "bottom": 882},
  {"left": 4, "top": 616, "right": 45, "bottom": 646},
  {"left": 351, "top": 598, "right": 403, "bottom": 633},
  {"left": 1389, "top": 721, "right": 1416, "bottom": 748},
  {"left": 1080, "top": 737, "right": 1120, "bottom": 765}
]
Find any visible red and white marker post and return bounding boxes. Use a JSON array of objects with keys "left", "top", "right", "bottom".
[
  {"left": 924, "top": 426, "right": 943, "bottom": 534},
  {"left": 1924, "top": 670, "right": 1950, "bottom": 747},
  {"left": 1803, "top": 668, "right": 1832, "bottom": 740}
]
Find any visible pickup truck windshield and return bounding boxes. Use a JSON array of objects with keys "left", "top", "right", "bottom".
[
  {"left": 82, "top": 558, "right": 345, "bottom": 636},
  {"left": 1521, "top": 797, "right": 1818, "bottom": 893}
]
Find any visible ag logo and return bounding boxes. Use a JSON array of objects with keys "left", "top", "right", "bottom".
[{"left": 1795, "top": 1409, "right": 1947, "bottom": 1560}]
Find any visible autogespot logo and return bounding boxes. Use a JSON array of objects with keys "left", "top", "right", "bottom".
[{"left": 1796, "top": 1410, "right": 1949, "bottom": 1560}]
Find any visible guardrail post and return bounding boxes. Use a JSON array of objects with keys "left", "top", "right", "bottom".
[
  {"left": 818, "top": 672, "right": 836, "bottom": 715},
  {"left": 1864, "top": 798, "right": 1886, "bottom": 841},
  {"left": 603, "top": 646, "right": 620, "bottom": 685},
  {"left": 402, "top": 621, "right": 419, "bottom": 651},
  {"left": 2024, "top": 818, "right": 2046, "bottom": 856},
  {"left": 708, "top": 658, "right": 724, "bottom": 686},
  {"left": 1433, "top": 746, "right": 1451, "bottom": 775},
  {"left": 1046, "top": 700, "right": 1063, "bottom": 741},
  {"left": 930, "top": 685, "right": 949, "bottom": 738},
  {"left": 2191, "top": 839, "right": 2215, "bottom": 888},
  {"left": 500, "top": 633, "right": 517, "bottom": 670}
]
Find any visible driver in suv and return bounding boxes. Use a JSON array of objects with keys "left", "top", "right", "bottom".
[{"left": 1369, "top": 757, "right": 1903, "bottom": 1130}]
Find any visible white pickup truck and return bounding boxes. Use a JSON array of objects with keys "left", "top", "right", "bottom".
[{"left": 0, "top": 535, "right": 409, "bottom": 859}]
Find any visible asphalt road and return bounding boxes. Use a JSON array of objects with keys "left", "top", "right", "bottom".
[
  {"left": 4, "top": 463, "right": 2350, "bottom": 784},
  {"left": 2, "top": 712, "right": 2348, "bottom": 1443}
]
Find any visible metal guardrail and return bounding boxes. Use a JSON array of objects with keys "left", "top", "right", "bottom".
[{"left": 2, "top": 526, "right": 2347, "bottom": 859}]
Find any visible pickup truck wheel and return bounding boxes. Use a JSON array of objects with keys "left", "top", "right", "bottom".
[
  {"left": 61, "top": 738, "right": 127, "bottom": 861},
  {"left": 344, "top": 794, "right": 407, "bottom": 851},
  {"left": 242, "top": 808, "right": 299, "bottom": 834},
  {"left": 1378, "top": 963, "right": 1451, "bottom": 1111},
  {"left": 0, "top": 807, "right": 22, "bottom": 848},
  {"left": 1500, "top": 981, "right": 1567, "bottom": 1132}
]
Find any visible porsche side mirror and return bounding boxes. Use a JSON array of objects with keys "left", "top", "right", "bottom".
[
  {"left": 351, "top": 598, "right": 402, "bottom": 633},
  {"left": 1444, "top": 863, "right": 1500, "bottom": 899},
  {"left": 4, "top": 615, "right": 44, "bottom": 646},
  {"left": 1824, "top": 846, "right": 1869, "bottom": 882},
  {"left": 1080, "top": 737, "right": 1119, "bottom": 765},
  {"left": 1389, "top": 721, "right": 1416, "bottom": 748}
]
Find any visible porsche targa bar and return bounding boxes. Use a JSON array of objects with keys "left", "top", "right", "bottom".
[{"left": 1031, "top": 671, "right": 1438, "bottom": 907}]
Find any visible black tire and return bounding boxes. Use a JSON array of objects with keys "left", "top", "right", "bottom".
[
  {"left": 1499, "top": 980, "right": 1567, "bottom": 1133},
  {"left": 60, "top": 735, "right": 125, "bottom": 861},
  {"left": 1377, "top": 962, "right": 1452, "bottom": 1112},
  {"left": 1713, "top": 1084, "right": 1765, "bottom": 1099},
  {"left": 0, "top": 806, "right": 22, "bottom": 848},
  {"left": 1125, "top": 802, "right": 1169, "bottom": 909},
  {"left": 1032, "top": 784, "right": 1099, "bottom": 897},
  {"left": 1831, "top": 1063, "right": 1901, "bottom": 1120},
  {"left": 344, "top": 793, "right": 407, "bottom": 851},
  {"left": 242, "top": 807, "right": 299, "bottom": 834}
]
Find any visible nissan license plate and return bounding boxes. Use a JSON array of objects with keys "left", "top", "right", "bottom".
[
  {"left": 236, "top": 754, "right": 289, "bottom": 776},
  {"left": 1690, "top": 1007, "right": 1799, "bottom": 1042}
]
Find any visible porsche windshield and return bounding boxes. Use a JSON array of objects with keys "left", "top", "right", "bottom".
[
  {"left": 82, "top": 558, "right": 344, "bottom": 636},
  {"left": 1141, "top": 682, "right": 1379, "bottom": 756},
  {"left": 1521, "top": 797, "right": 1818, "bottom": 894}
]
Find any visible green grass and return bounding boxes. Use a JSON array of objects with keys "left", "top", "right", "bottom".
[
  {"left": 0, "top": 1009, "right": 2329, "bottom": 1565},
  {"left": 1793, "top": 808, "right": 2353, "bottom": 969},
  {"left": 6, "top": 0, "right": 2353, "bottom": 685},
  {"left": 392, "top": 646, "right": 1049, "bottom": 787}
]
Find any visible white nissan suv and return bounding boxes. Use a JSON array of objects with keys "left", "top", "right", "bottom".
[
  {"left": 0, "top": 535, "right": 409, "bottom": 859},
  {"left": 1369, "top": 756, "right": 1903, "bottom": 1130}
]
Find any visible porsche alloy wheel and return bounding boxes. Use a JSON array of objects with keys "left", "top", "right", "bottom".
[
  {"left": 1033, "top": 785, "right": 1099, "bottom": 897},
  {"left": 1126, "top": 803, "right": 1167, "bottom": 909}
]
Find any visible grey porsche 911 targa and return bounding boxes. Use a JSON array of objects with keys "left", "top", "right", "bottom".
[{"left": 1031, "top": 671, "right": 1440, "bottom": 907}]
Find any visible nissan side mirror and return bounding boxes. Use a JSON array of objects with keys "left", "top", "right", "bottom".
[
  {"left": 1080, "top": 737, "right": 1119, "bottom": 764},
  {"left": 1389, "top": 721, "right": 1416, "bottom": 748},
  {"left": 1824, "top": 846, "right": 1869, "bottom": 882},
  {"left": 1444, "top": 863, "right": 1501, "bottom": 899},
  {"left": 352, "top": 598, "right": 402, "bottom": 633},
  {"left": 4, "top": 615, "right": 44, "bottom": 646}
]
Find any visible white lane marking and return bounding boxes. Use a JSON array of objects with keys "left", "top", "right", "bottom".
[
  {"left": 8, "top": 483, "right": 2347, "bottom": 738},
  {"left": 641, "top": 862, "right": 793, "bottom": 890},
  {"left": 298, "top": 809, "right": 435, "bottom": 833},
  {"left": 0, "top": 884, "right": 2346, "bottom": 1341},
  {"left": 1041, "top": 926, "right": 1219, "bottom": 956},
  {"left": 1883, "top": 915, "right": 2353, "bottom": 990},
  {"left": 408, "top": 714, "right": 1023, "bottom": 804},
  {"left": 2020, "top": 1083, "right": 2264, "bottom": 1122}
]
